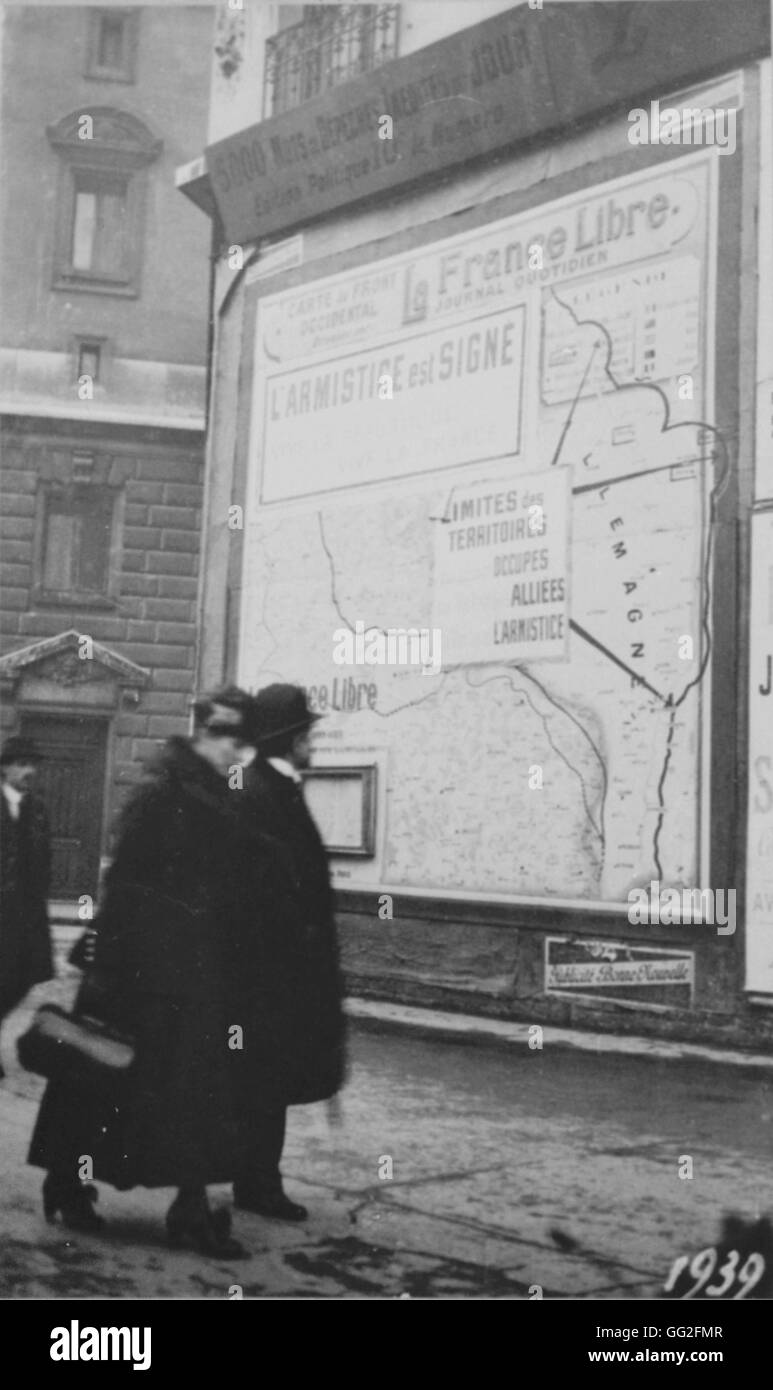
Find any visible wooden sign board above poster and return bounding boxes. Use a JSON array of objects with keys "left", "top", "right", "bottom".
[{"left": 205, "top": 0, "right": 768, "bottom": 246}]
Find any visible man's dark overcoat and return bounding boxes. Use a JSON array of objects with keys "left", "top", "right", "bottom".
[
  {"left": 28, "top": 737, "right": 269, "bottom": 1189},
  {"left": 0, "top": 790, "right": 53, "bottom": 1020},
  {"left": 234, "top": 757, "right": 346, "bottom": 1111}
]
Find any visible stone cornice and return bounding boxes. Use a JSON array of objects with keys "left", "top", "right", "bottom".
[
  {"left": 0, "top": 630, "right": 151, "bottom": 688},
  {"left": 46, "top": 106, "right": 163, "bottom": 169}
]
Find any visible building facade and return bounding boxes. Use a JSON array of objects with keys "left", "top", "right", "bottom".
[
  {"left": 179, "top": 0, "right": 773, "bottom": 1047},
  {"left": 0, "top": 4, "right": 214, "bottom": 909}
]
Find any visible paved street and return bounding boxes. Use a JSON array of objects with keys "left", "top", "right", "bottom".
[{"left": 2, "top": 974, "right": 773, "bottom": 1300}]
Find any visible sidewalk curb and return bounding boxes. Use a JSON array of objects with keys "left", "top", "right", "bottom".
[{"left": 345, "top": 997, "right": 773, "bottom": 1074}]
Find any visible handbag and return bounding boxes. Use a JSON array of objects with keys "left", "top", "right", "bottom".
[{"left": 17, "top": 1002, "right": 135, "bottom": 1087}]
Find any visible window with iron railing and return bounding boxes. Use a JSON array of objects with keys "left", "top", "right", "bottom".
[{"left": 265, "top": 5, "right": 399, "bottom": 118}]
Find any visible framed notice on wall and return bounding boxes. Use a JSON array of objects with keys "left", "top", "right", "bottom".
[{"left": 302, "top": 765, "right": 377, "bottom": 856}]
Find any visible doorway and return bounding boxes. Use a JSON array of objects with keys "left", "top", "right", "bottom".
[{"left": 19, "top": 713, "right": 108, "bottom": 900}]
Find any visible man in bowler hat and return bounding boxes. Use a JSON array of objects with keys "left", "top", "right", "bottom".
[
  {"left": 233, "top": 684, "right": 346, "bottom": 1221},
  {"left": 0, "top": 737, "right": 53, "bottom": 1072}
]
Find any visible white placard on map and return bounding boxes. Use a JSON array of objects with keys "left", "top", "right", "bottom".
[
  {"left": 433, "top": 467, "right": 570, "bottom": 666},
  {"left": 250, "top": 158, "right": 708, "bottom": 508},
  {"left": 259, "top": 307, "right": 525, "bottom": 502}
]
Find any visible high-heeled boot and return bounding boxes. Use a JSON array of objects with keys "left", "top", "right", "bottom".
[{"left": 42, "top": 1173, "right": 104, "bottom": 1232}]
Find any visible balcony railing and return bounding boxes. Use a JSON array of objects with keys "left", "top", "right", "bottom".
[{"left": 264, "top": 5, "right": 399, "bottom": 118}]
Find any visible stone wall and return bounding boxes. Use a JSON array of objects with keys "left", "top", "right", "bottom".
[
  {"left": 337, "top": 894, "right": 773, "bottom": 1053},
  {"left": 0, "top": 419, "right": 203, "bottom": 838}
]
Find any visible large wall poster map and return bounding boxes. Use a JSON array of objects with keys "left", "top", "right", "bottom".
[{"left": 240, "top": 151, "right": 723, "bottom": 906}]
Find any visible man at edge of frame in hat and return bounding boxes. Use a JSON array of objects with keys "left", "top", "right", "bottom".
[
  {"left": 234, "top": 683, "right": 346, "bottom": 1222},
  {"left": 0, "top": 736, "right": 54, "bottom": 1077}
]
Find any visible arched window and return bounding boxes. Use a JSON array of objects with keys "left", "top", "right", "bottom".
[{"left": 46, "top": 107, "right": 162, "bottom": 296}]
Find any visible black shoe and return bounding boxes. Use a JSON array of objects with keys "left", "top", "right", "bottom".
[
  {"left": 166, "top": 1195, "right": 248, "bottom": 1259},
  {"left": 42, "top": 1174, "right": 104, "bottom": 1233},
  {"left": 234, "top": 1188, "right": 308, "bottom": 1222}
]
